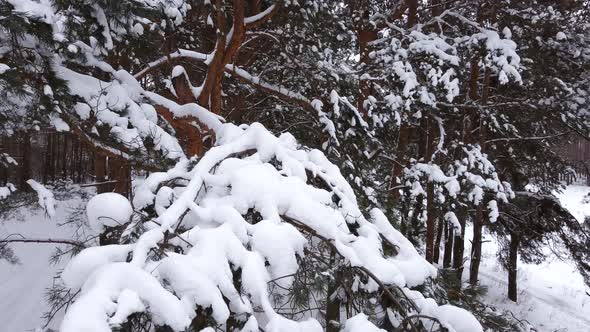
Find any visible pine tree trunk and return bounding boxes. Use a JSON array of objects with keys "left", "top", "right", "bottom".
[
  {"left": 325, "top": 251, "right": 341, "bottom": 332},
  {"left": 0, "top": 137, "right": 7, "bottom": 186},
  {"left": 70, "top": 137, "right": 77, "bottom": 180},
  {"left": 443, "top": 222, "right": 454, "bottom": 268},
  {"left": 469, "top": 68, "right": 491, "bottom": 286},
  {"left": 111, "top": 158, "right": 131, "bottom": 198},
  {"left": 452, "top": 206, "right": 467, "bottom": 279},
  {"left": 408, "top": 194, "right": 424, "bottom": 244},
  {"left": 433, "top": 217, "right": 445, "bottom": 264},
  {"left": 354, "top": 0, "right": 378, "bottom": 118},
  {"left": 49, "top": 133, "right": 55, "bottom": 182},
  {"left": 62, "top": 133, "right": 68, "bottom": 178},
  {"left": 425, "top": 182, "right": 436, "bottom": 262},
  {"left": 469, "top": 204, "right": 484, "bottom": 285},
  {"left": 53, "top": 132, "right": 59, "bottom": 182},
  {"left": 388, "top": 0, "right": 416, "bottom": 204},
  {"left": 425, "top": 116, "right": 437, "bottom": 263},
  {"left": 43, "top": 133, "right": 50, "bottom": 184},
  {"left": 508, "top": 232, "right": 519, "bottom": 302},
  {"left": 20, "top": 132, "right": 31, "bottom": 190},
  {"left": 390, "top": 124, "right": 410, "bottom": 203},
  {"left": 407, "top": 0, "right": 417, "bottom": 26},
  {"left": 77, "top": 143, "right": 84, "bottom": 183},
  {"left": 94, "top": 154, "right": 108, "bottom": 194}
]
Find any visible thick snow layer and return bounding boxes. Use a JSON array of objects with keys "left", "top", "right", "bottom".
[
  {"left": 54, "top": 60, "right": 187, "bottom": 160},
  {"left": 86, "top": 192, "right": 133, "bottom": 232},
  {"left": 342, "top": 313, "right": 385, "bottom": 332},
  {"left": 61, "top": 262, "right": 192, "bottom": 332},
  {"left": 61, "top": 244, "right": 133, "bottom": 289},
  {"left": 26, "top": 180, "right": 57, "bottom": 218},
  {"left": 58, "top": 121, "right": 480, "bottom": 331},
  {"left": 109, "top": 289, "right": 145, "bottom": 326}
]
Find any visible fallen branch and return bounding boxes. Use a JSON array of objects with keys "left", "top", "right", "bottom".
[{"left": 0, "top": 237, "right": 86, "bottom": 248}]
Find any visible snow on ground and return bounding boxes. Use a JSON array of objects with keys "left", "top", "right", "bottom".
[
  {"left": 554, "top": 185, "right": 590, "bottom": 223},
  {"left": 0, "top": 189, "right": 93, "bottom": 332},
  {"left": 470, "top": 235, "right": 590, "bottom": 331},
  {"left": 465, "top": 185, "right": 590, "bottom": 332}
]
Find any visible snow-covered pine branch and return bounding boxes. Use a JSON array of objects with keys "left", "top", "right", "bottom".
[
  {"left": 60, "top": 121, "right": 482, "bottom": 332},
  {"left": 0, "top": 182, "right": 16, "bottom": 200},
  {"left": 26, "top": 180, "right": 56, "bottom": 218}
]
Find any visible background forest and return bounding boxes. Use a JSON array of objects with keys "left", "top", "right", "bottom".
[{"left": 1, "top": 0, "right": 590, "bottom": 331}]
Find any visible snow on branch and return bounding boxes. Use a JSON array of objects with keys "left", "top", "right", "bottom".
[
  {"left": 26, "top": 180, "right": 57, "bottom": 218},
  {"left": 244, "top": 2, "right": 281, "bottom": 29},
  {"left": 134, "top": 49, "right": 211, "bottom": 79},
  {"left": 55, "top": 64, "right": 187, "bottom": 160},
  {"left": 0, "top": 183, "right": 16, "bottom": 200},
  {"left": 0, "top": 152, "right": 17, "bottom": 167},
  {"left": 60, "top": 121, "right": 483, "bottom": 332}
]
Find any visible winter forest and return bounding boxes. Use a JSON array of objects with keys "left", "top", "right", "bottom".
[{"left": 1, "top": 0, "right": 590, "bottom": 331}]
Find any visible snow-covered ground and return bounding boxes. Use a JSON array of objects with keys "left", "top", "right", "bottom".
[
  {"left": 555, "top": 185, "right": 590, "bottom": 223},
  {"left": 0, "top": 185, "right": 589, "bottom": 331},
  {"left": 476, "top": 256, "right": 590, "bottom": 331},
  {"left": 0, "top": 190, "right": 92, "bottom": 332},
  {"left": 466, "top": 185, "right": 590, "bottom": 331}
]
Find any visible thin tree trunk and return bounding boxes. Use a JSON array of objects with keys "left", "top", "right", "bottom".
[
  {"left": 433, "top": 217, "right": 445, "bottom": 264},
  {"left": 49, "top": 133, "right": 56, "bottom": 182},
  {"left": 325, "top": 251, "right": 341, "bottom": 332},
  {"left": 452, "top": 206, "right": 467, "bottom": 279},
  {"left": 352, "top": 0, "right": 379, "bottom": 118},
  {"left": 408, "top": 0, "right": 418, "bottom": 27},
  {"left": 110, "top": 158, "right": 131, "bottom": 198},
  {"left": 388, "top": 0, "right": 416, "bottom": 204},
  {"left": 425, "top": 116, "right": 437, "bottom": 263},
  {"left": 390, "top": 124, "right": 410, "bottom": 203},
  {"left": 0, "top": 137, "right": 8, "bottom": 186},
  {"left": 20, "top": 132, "right": 31, "bottom": 190},
  {"left": 430, "top": 0, "right": 445, "bottom": 264},
  {"left": 469, "top": 205, "right": 484, "bottom": 285},
  {"left": 408, "top": 194, "right": 424, "bottom": 244},
  {"left": 508, "top": 232, "right": 519, "bottom": 302},
  {"left": 70, "top": 137, "right": 77, "bottom": 180},
  {"left": 53, "top": 132, "right": 59, "bottom": 182},
  {"left": 425, "top": 182, "right": 436, "bottom": 262},
  {"left": 443, "top": 222, "right": 454, "bottom": 268},
  {"left": 94, "top": 154, "right": 108, "bottom": 194},
  {"left": 469, "top": 68, "right": 492, "bottom": 286},
  {"left": 62, "top": 133, "right": 68, "bottom": 178},
  {"left": 42, "top": 133, "right": 51, "bottom": 184},
  {"left": 78, "top": 143, "right": 84, "bottom": 183}
]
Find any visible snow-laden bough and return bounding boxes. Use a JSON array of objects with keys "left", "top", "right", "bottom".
[{"left": 60, "top": 121, "right": 483, "bottom": 332}]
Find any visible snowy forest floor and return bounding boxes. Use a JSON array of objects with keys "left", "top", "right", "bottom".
[
  {"left": 0, "top": 186, "right": 95, "bottom": 332},
  {"left": 461, "top": 185, "right": 590, "bottom": 332},
  {"left": 1, "top": 185, "right": 589, "bottom": 331}
]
